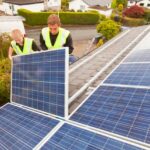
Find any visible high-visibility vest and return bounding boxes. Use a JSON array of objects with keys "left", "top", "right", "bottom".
[
  {"left": 11, "top": 38, "right": 33, "bottom": 55},
  {"left": 42, "top": 27, "right": 70, "bottom": 49}
]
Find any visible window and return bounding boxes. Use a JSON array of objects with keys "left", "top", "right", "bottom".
[
  {"left": 9, "top": 4, "right": 12, "bottom": 9},
  {"left": 140, "top": 3, "right": 144, "bottom": 6},
  {"left": 147, "top": 4, "right": 150, "bottom": 7},
  {"left": 80, "top": 5, "right": 85, "bottom": 11}
]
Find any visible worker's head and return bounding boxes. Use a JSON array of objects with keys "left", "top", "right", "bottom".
[
  {"left": 47, "top": 14, "right": 61, "bottom": 35},
  {"left": 11, "top": 29, "right": 24, "bottom": 45}
]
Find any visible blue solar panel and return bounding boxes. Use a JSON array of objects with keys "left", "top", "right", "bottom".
[
  {"left": 0, "top": 103, "right": 59, "bottom": 150},
  {"left": 104, "top": 63, "right": 150, "bottom": 86},
  {"left": 41, "top": 123, "right": 142, "bottom": 150},
  {"left": 124, "top": 49, "right": 150, "bottom": 62},
  {"left": 12, "top": 49, "right": 68, "bottom": 118},
  {"left": 71, "top": 85, "right": 150, "bottom": 144}
]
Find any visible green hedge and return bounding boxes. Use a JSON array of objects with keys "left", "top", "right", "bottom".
[
  {"left": 122, "top": 17, "right": 146, "bottom": 26},
  {"left": 144, "top": 9, "right": 150, "bottom": 23},
  {"left": 0, "top": 58, "right": 11, "bottom": 106},
  {"left": 18, "top": 9, "right": 100, "bottom": 26}
]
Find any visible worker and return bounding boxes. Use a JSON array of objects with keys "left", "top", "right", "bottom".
[
  {"left": 8, "top": 29, "right": 40, "bottom": 60},
  {"left": 40, "top": 14, "right": 77, "bottom": 64}
]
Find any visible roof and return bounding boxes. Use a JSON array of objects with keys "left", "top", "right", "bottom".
[
  {"left": 3, "top": 0, "right": 44, "bottom": 5},
  {"left": 0, "top": 16, "right": 25, "bottom": 21},
  {"left": 82, "top": 0, "right": 112, "bottom": 6},
  {"left": 128, "top": 0, "right": 142, "bottom": 2}
]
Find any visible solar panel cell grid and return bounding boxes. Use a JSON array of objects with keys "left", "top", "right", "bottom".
[
  {"left": 41, "top": 123, "right": 143, "bottom": 150},
  {"left": 0, "top": 104, "right": 59, "bottom": 150},
  {"left": 12, "top": 49, "right": 68, "bottom": 117},
  {"left": 124, "top": 49, "right": 150, "bottom": 62},
  {"left": 71, "top": 86, "right": 150, "bottom": 144},
  {"left": 104, "top": 63, "right": 150, "bottom": 86}
]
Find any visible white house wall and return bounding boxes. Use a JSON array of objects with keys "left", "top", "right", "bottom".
[
  {"left": 0, "top": 4, "right": 3, "bottom": 12},
  {"left": 128, "top": 0, "right": 150, "bottom": 8},
  {"left": 98, "top": 9, "right": 112, "bottom": 17},
  {"left": 0, "top": 21, "right": 25, "bottom": 34},
  {"left": 69, "top": 0, "right": 88, "bottom": 11},
  {"left": 48, "top": 0, "right": 61, "bottom": 7},
  {"left": 1, "top": 3, "right": 44, "bottom": 15},
  {"left": 20, "top": 4, "right": 44, "bottom": 12}
]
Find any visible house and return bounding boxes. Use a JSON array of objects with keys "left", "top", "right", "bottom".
[
  {"left": 69, "top": 0, "right": 112, "bottom": 12},
  {"left": 128, "top": 0, "right": 150, "bottom": 8},
  {"left": 0, "top": 0, "right": 61, "bottom": 15},
  {"left": 0, "top": 16, "right": 25, "bottom": 34}
]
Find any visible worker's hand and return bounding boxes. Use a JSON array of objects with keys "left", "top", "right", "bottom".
[
  {"left": 8, "top": 47, "right": 13, "bottom": 61},
  {"left": 8, "top": 55, "right": 12, "bottom": 60}
]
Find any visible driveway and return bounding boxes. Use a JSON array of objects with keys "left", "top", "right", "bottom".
[{"left": 26, "top": 25, "right": 97, "bottom": 57}]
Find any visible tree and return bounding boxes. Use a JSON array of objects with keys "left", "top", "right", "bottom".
[
  {"left": 123, "top": 5, "right": 145, "bottom": 18},
  {"left": 117, "top": 0, "right": 127, "bottom": 7},
  {"left": 0, "top": 33, "right": 11, "bottom": 60},
  {"left": 96, "top": 19, "right": 120, "bottom": 40},
  {"left": 61, "top": 0, "right": 69, "bottom": 10},
  {"left": 111, "top": 0, "right": 117, "bottom": 9},
  {"left": 118, "top": 4, "right": 123, "bottom": 12},
  {"left": 112, "top": 0, "right": 127, "bottom": 8}
]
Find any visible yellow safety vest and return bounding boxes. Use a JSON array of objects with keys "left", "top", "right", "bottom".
[
  {"left": 11, "top": 38, "right": 33, "bottom": 55},
  {"left": 42, "top": 27, "right": 70, "bottom": 49}
]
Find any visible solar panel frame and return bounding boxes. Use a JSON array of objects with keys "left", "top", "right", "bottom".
[
  {"left": 67, "top": 31, "right": 150, "bottom": 149},
  {"left": 10, "top": 48, "right": 69, "bottom": 119},
  {"left": 0, "top": 103, "right": 63, "bottom": 150},
  {"left": 2, "top": 29, "right": 149, "bottom": 150},
  {"left": 69, "top": 85, "right": 150, "bottom": 149},
  {"left": 69, "top": 40, "right": 150, "bottom": 148}
]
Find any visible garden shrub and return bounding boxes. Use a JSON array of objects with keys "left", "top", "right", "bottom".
[
  {"left": 123, "top": 5, "right": 145, "bottom": 18},
  {"left": 96, "top": 19, "right": 121, "bottom": 40},
  {"left": 96, "top": 39, "right": 104, "bottom": 48},
  {"left": 0, "top": 58, "right": 11, "bottom": 105},
  {"left": 122, "top": 17, "right": 146, "bottom": 26}
]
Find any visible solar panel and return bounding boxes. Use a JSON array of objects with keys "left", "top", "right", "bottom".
[
  {"left": 11, "top": 48, "right": 68, "bottom": 118},
  {"left": 0, "top": 103, "right": 60, "bottom": 150},
  {"left": 70, "top": 85, "right": 150, "bottom": 144},
  {"left": 104, "top": 63, "right": 150, "bottom": 86},
  {"left": 124, "top": 49, "right": 150, "bottom": 62},
  {"left": 41, "top": 123, "right": 142, "bottom": 150}
]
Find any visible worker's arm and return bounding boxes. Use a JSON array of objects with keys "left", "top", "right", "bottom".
[
  {"left": 8, "top": 46, "right": 13, "bottom": 60},
  {"left": 40, "top": 33, "right": 47, "bottom": 50},
  {"left": 32, "top": 40, "right": 40, "bottom": 51},
  {"left": 63, "top": 33, "right": 74, "bottom": 54}
]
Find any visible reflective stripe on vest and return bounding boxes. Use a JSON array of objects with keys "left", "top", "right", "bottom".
[
  {"left": 11, "top": 38, "right": 33, "bottom": 55},
  {"left": 42, "top": 27, "right": 70, "bottom": 49}
]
